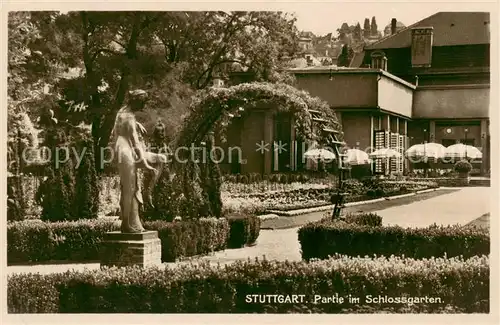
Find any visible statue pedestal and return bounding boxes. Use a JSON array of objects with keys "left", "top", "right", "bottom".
[{"left": 100, "top": 231, "right": 162, "bottom": 268}]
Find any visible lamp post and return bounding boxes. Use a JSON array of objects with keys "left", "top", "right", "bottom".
[
  {"left": 464, "top": 127, "right": 469, "bottom": 159},
  {"left": 423, "top": 128, "right": 428, "bottom": 177}
]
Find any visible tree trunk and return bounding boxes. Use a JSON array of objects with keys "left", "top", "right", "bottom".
[{"left": 93, "top": 14, "right": 143, "bottom": 172}]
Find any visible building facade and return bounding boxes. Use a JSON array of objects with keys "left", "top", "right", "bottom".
[
  {"left": 221, "top": 12, "right": 490, "bottom": 176},
  {"left": 293, "top": 12, "right": 490, "bottom": 175}
]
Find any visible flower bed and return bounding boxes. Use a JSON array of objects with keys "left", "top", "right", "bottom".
[
  {"left": 223, "top": 180, "right": 439, "bottom": 215},
  {"left": 7, "top": 218, "right": 236, "bottom": 264},
  {"left": 8, "top": 255, "right": 489, "bottom": 313},
  {"left": 406, "top": 178, "right": 469, "bottom": 187},
  {"left": 298, "top": 220, "right": 489, "bottom": 261}
]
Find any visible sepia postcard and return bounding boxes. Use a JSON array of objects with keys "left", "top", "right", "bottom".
[{"left": 2, "top": 1, "right": 498, "bottom": 324}]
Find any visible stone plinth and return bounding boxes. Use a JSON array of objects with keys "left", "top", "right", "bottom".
[{"left": 100, "top": 231, "right": 162, "bottom": 268}]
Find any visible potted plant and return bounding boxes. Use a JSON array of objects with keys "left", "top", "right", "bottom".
[{"left": 454, "top": 160, "right": 472, "bottom": 182}]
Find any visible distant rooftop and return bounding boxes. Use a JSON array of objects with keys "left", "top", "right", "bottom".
[
  {"left": 384, "top": 21, "right": 406, "bottom": 29},
  {"left": 367, "top": 12, "right": 490, "bottom": 50}
]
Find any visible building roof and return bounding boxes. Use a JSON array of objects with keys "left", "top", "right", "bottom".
[
  {"left": 349, "top": 51, "right": 366, "bottom": 68},
  {"left": 289, "top": 67, "right": 416, "bottom": 89},
  {"left": 366, "top": 12, "right": 490, "bottom": 50}
]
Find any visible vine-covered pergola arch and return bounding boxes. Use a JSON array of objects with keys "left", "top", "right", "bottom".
[{"left": 170, "top": 82, "right": 345, "bottom": 219}]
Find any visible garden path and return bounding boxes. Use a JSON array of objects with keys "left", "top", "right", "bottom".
[
  {"left": 7, "top": 187, "right": 490, "bottom": 275},
  {"left": 379, "top": 186, "right": 490, "bottom": 228}
]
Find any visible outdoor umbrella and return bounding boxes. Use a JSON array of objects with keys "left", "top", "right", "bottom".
[
  {"left": 405, "top": 143, "right": 446, "bottom": 159},
  {"left": 445, "top": 144, "right": 482, "bottom": 159},
  {"left": 304, "top": 148, "right": 336, "bottom": 161},
  {"left": 344, "top": 148, "right": 371, "bottom": 165},
  {"left": 369, "top": 148, "right": 401, "bottom": 159}
]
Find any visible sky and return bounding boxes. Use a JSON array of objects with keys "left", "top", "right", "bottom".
[
  {"left": 289, "top": 2, "right": 495, "bottom": 36},
  {"left": 16, "top": 1, "right": 496, "bottom": 36}
]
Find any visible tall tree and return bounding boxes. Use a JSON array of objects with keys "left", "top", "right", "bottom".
[
  {"left": 363, "top": 18, "right": 370, "bottom": 38},
  {"left": 371, "top": 16, "right": 378, "bottom": 36},
  {"left": 21, "top": 11, "right": 300, "bottom": 170},
  {"left": 337, "top": 44, "right": 354, "bottom": 67},
  {"left": 353, "top": 22, "right": 361, "bottom": 40}
]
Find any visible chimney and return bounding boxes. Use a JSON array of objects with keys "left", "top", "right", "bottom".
[
  {"left": 391, "top": 18, "right": 397, "bottom": 35},
  {"left": 411, "top": 27, "right": 434, "bottom": 67}
]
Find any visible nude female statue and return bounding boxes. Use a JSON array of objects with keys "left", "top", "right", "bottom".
[{"left": 112, "top": 89, "right": 166, "bottom": 233}]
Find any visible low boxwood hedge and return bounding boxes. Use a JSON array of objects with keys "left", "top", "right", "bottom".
[
  {"left": 344, "top": 212, "right": 382, "bottom": 227},
  {"left": 227, "top": 215, "right": 261, "bottom": 248},
  {"left": 298, "top": 220, "right": 489, "bottom": 261},
  {"left": 7, "top": 218, "right": 230, "bottom": 264},
  {"left": 7, "top": 255, "right": 489, "bottom": 313}
]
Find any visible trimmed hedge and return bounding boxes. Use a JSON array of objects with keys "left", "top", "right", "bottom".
[
  {"left": 7, "top": 255, "right": 489, "bottom": 313},
  {"left": 146, "top": 219, "right": 229, "bottom": 262},
  {"left": 7, "top": 218, "right": 230, "bottom": 264},
  {"left": 344, "top": 212, "right": 382, "bottom": 227},
  {"left": 227, "top": 215, "right": 261, "bottom": 248},
  {"left": 298, "top": 220, "right": 489, "bottom": 261}
]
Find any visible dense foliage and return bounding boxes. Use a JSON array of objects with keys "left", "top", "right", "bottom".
[
  {"left": 73, "top": 132, "right": 100, "bottom": 219},
  {"left": 8, "top": 255, "right": 489, "bottom": 313},
  {"left": 35, "top": 124, "right": 100, "bottom": 221},
  {"left": 7, "top": 175, "right": 26, "bottom": 221},
  {"left": 298, "top": 220, "right": 489, "bottom": 261},
  {"left": 9, "top": 11, "right": 301, "bottom": 168},
  {"left": 37, "top": 126, "right": 77, "bottom": 222}
]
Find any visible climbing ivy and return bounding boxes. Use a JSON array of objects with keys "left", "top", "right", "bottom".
[{"left": 171, "top": 82, "right": 343, "bottom": 219}]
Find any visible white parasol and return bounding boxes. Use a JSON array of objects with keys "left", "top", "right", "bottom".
[
  {"left": 445, "top": 144, "right": 482, "bottom": 159},
  {"left": 344, "top": 148, "right": 371, "bottom": 165},
  {"left": 304, "top": 148, "right": 336, "bottom": 161},
  {"left": 405, "top": 142, "right": 446, "bottom": 159}
]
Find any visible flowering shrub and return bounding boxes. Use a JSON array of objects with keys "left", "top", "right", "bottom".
[
  {"left": 222, "top": 188, "right": 332, "bottom": 215},
  {"left": 7, "top": 218, "right": 229, "bottom": 264},
  {"left": 406, "top": 178, "right": 469, "bottom": 187},
  {"left": 221, "top": 180, "right": 439, "bottom": 214},
  {"left": 298, "top": 221, "right": 489, "bottom": 261},
  {"left": 454, "top": 160, "right": 473, "bottom": 174},
  {"left": 342, "top": 179, "right": 366, "bottom": 195},
  {"left": 8, "top": 255, "right": 489, "bottom": 313},
  {"left": 221, "top": 181, "right": 330, "bottom": 195}
]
